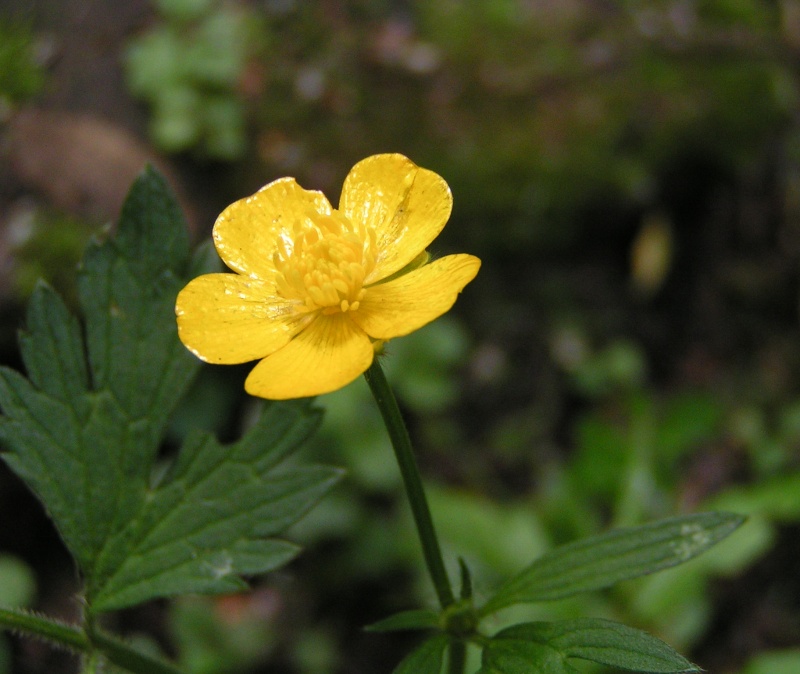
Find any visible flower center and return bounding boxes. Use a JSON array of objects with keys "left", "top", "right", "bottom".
[{"left": 273, "top": 210, "right": 377, "bottom": 314}]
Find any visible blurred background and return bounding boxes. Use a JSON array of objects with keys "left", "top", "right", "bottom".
[{"left": 0, "top": 0, "right": 799, "bottom": 672}]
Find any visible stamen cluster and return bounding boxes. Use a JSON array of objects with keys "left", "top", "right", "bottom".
[{"left": 274, "top": 212, "right": 377, "bottom": 314}]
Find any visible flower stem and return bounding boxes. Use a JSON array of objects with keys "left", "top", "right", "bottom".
[{"left": 364, "top": 359, "right": 455, "bottom": 609}]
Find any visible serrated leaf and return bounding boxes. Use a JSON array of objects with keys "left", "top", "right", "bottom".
[
  {"left": 0, "top": 299, "right": 177, "bottom": 575},
  {"left": 17, "top": 281, "right": 89, "bottom": 405},
  {"left": 493, "top": 619, "right": 699, "bottom": 673},
  {"left": 89, "top": 400, "right": 338, "bottom": 611},
  {"left": 0, "top": 167, "right": 197, "bottom": 574},
  {"left": 364, "top": 609, "right": 440, "bottom": 633},
  {"left": 481, "top": 512, "right": 744, "bottom": 614},
  {"left": 392, "top": 634, "right": 449, "bottom": 674},
  {"left": 0, "top": 167, "right": 336, "bottom": 614},
  {"left": 77, "top": 165, "right": 197, "bottom": 447}
]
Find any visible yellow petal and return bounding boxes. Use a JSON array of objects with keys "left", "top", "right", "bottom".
[
  {"left": 176, "top": 273, "right": 313, "bottom": 364},
  {"left": 339, "top": 154, "right": 452, "bottom": 282},
  {"left": 213, "top": 177, "right": 333, "bottom": 279},
  {"left": 244, "top": 314, "right": 374, "bottom": 399},
  {"left": 352, "top": 254, "right": 481, "bottom": 340}
]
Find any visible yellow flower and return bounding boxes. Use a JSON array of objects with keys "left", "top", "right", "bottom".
[{"left": 175, "top": 153, "right": 481, "bottom": 400}]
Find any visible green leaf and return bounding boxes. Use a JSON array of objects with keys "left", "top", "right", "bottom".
[
  {"left": 458, "top": 557, "right": 473, "bottom": 600},
  {"left": 0, "top": 166, "right": 198, "bottom": 574},
  {"left": 479, "top": 638, "right": 577, "bottom": 674},
  {"left": 364, "top": 609, "right": 440, "bottom": 633},
  {"left": 88, "top": 400, "right": 338, "bottom": 611},
  {"left": 0, "top": 167, "right": 337, "bottom": 614},
  {"left": 481, "top": 512, "right": 744, "bottom": 614},
  {"left": 491, "top": 619, "right": 699, "bottom": 673},
  {"left": 77, "top": 165, "right": 194, "bottom": 438},
  {"left": 392, "top": 634, "right": 449, "bottom": 674}
]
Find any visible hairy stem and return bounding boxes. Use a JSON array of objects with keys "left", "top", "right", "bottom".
[{"left": 0, "top": 607, "right": 184, "bottom": 674}]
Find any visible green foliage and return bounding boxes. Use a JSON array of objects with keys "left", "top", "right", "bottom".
[
  {"left": 88, "top": 399, "right": 335, "bottom": 611},
  {"left": 480, "top": 619, "right": 698, "bottom": 674},
  {"left": 367, "top": 512, "right": 742, "bottom": 674},
  {"left": 125, "top": 1, "right": 258, "bottom": 159},
  {"left": 0, "top": 165, "right": 199, "bottom": 588},
  {"left": 0, "top": 556, "right": 35, "bottom": 609},
  {"left": 171, "top": 595, "right": 278, "bottom": 674},
  {"left": 741, "top": 650, "right": 800, "bottom": 674},
  {"left": 0, "top": 18, "right": 45, "bottom": 104},
  {"left": 572, "top": 390, "right": 723, "bottom": 513},
  {"left": 392, "top": 634, "right": 449, "bottom": 674},
  {"left": 0, "top": 556, "right": 35, "bottom": 674},
  {"left": 0, "top": 167, "right": 336, "bottom": 634},
  {"left": 365, "top": 609, "right": 440, "bottom": 633},
  {"left": 8, "top": 209, "right": 96, "bottom": 304},
  {"left": 480, "top": 512, "right": 743, "bottom": 615},
  {"left": 155, "top": 0, "right": 216, "bottom": 23}
]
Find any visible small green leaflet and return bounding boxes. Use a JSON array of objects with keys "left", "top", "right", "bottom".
[
  {"left": 480, "top": 619, "right": 698, "bottom": 674},
  {"left": 364, "top": 609, "right": 440, "bottom": 633},
  {"left": 0, "top": 167, "right": 339, "bottom": 613},
  {"left": 481, "top": 512, "right": 744, "bottom": 614},
  {"left": 392, "top": 634, "right": 449, "bottom": 674}
]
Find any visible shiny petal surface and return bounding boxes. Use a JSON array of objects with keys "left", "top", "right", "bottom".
[
  {"left": 214, "top": 177, "right": 333, "bottom": 279},
  {"left": 339, "top": 154, "right": 452, "bottom": 282},
  {"left": 352, "top": 254, "right": 481, "bottom": 340},
  {"left": 245, "top": 314, "right": 374, "bottom": 399},
  {"left": 176, "top": 273, "right": 313, "bottom": 364}
]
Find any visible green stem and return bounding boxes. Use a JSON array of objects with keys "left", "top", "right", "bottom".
[
  {"left": 0, "top": 607, "right": 185, "bottom": 674},
  {"left": 364, "top": 359, "right": 455, "bottom": 609},
  {"left": 448, "top": 640, "right": 467, "bottom": 674},
  {"left": 0, "top": 608, "right": 88, "bottom": 651}
]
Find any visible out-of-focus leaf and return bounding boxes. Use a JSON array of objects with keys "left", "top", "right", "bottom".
[
  {"left": 364, "top": 609, "right": 440, "bottom": 633},
  {"left": 392, "top": 634, "right": 449, "bottom": 674}
]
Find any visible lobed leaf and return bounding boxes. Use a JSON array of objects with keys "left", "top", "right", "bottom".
[
  {"left": 88, "top": 400, "right": 337, "bottom": 611},
  {"left": 0, "top": 167, "right": 336, "bottom": 614},
  {"left": 481, "top": 512, "right": 745, "bottom": 614}
]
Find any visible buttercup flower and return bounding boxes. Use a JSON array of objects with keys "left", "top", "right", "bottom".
[{"left": 176, "top": 153, "right": 481, "bottom": 399}]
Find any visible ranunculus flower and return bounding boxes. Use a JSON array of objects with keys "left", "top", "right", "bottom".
[{"left": 176, "top": 153, "right": 480, "bottom": 399}]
